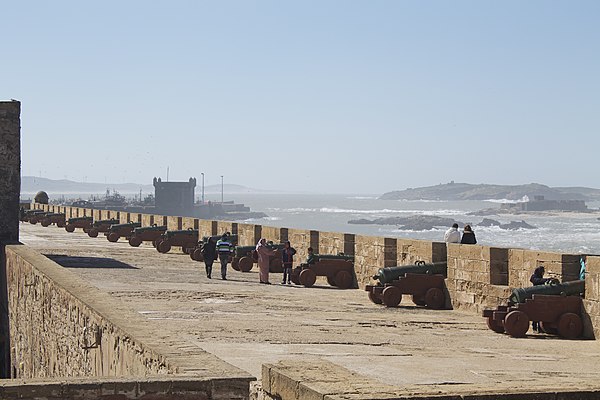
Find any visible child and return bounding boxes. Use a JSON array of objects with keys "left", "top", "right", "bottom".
[{"left": 281, "top": 241, "right": 296, "bottom": 284}]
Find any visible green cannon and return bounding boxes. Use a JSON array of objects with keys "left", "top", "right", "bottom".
[
  {"left": 290, "top": 253, "right": 356, "bottom": 289},
  {"left": 24, "top": 210, "right": 47, "bottom": 224},
  {"left": 65, "top": 216, "right": 93, "bottom": 232},
  {"left": 508, "top": 279, "right": 585, "bottom": 305},
  {"left": 105, "top": 222, "right": 142, "bottom": 242},
  {"left": 366, "top": 261, "right": 448, "bottom": 308},
  {"left": 128, "top": 224, "right": 167, "bottom": 247},
  {"left": 40, "top": 212, "right": 66, "bottom": 227},
  {"left": 229, "top": 241, "right": 286, "bottom": 273},
  {"left": 483, "top": 279, "right": 586, "bottom": 339},
  {"left": 86, "top": 218, "right": 120, "bottom": 238},
  {"left": 156, "top": 229, "right": 199, "bottom": 254},
  {"left": 189, "top": 234, "right": 239, "bottom": 262},
  {"left": 372, "top": 261, "right": 447, "bottom": 285}
]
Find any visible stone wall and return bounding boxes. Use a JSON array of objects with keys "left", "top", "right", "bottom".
[
  {"left": 30, "top": 203, "right": 597, "bottom": 338},
  {"left": 508, "top": 249, "right": 581, "bottom": 287},
  {"left": 5, "top": 244, "right": 253, "bottom": 386},
  {"left": 0, "top": 98, "right": 20, "bottom": 243},
  {"left": 583, "top": 256, "right": 600, "bottom": 339},
  {"left": 446, "top": 244, "right": 512, "bottom": 313},
  {"left": 1, "top": 101, "right": 21, "bottom": 378},
  {"left": 0, "top": 377, "right": 250, "bottom": 400}
]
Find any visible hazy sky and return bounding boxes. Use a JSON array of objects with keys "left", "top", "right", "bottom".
[{"left": 4, "top": 1, "right": 599, "bottom": 194}]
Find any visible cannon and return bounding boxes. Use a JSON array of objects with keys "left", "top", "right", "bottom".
[
  {"left": 189, "top": 234, "right": 239, "bottom": 262},
  {"left": 482, "top": 280, "right": 585, "bottom": 339},
  {"left": 86, "top": 218, "right": 120, "bottom": 238},
  {"left": 65, "top": 216, "right": 93, "bottom": 232},
  {"left": 290, "top": 253, "right": 356, "bottom": 289},
  {"left": 23, "top": 210, "right": 47, "bottom": 224},
  {"left": 228, "top": 241, "right": 286, "bottom": 273},
  {"left": 105, "top": 222, "right": 142, "bottom": 242},
  {"left": 156, "top": 229, "right": 199, "bottom": 254},
  {"left": 40, "top": 212, "right": 66, "bottom": 227},
  {"left": 128, "top": 225, "right": 167, "bottom": 247},
  {"left": 365, "top": 261, "right": 448, "bottom": 309}
]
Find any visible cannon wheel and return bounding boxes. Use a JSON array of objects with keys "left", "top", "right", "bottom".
[
  {"left": 65, "top": 224, "right": 75, "bottom": 233},
  {"left": 238, "top": 256, "right": 254, "bottom": 272},
  {"left": 424, "top": 287, "right": 445, "bottom": 309},
  {"left": 382, "top": 286, "right": 402, "bottom": 307},
  {"left": 412, "top": 295, "right": 426, "bottom": 306},
  {"left": 107, "top": 232, "right": 120, "bottom": 242},
  {"left": 88, "top": 228, "right": 99, "bottom": 238},
  {"left": 57, "top": 221, "right": 65, "bottom": 228},
  {"left": 334, "top": 270, "right": 353, "bottom": 289},
  {"left": 486, "top": 317, "right": 505, "bottom": 334},
  {"left": 557, "top": 313, "right": 583, "bottom": 339},
  {"left": 291, "top": 269, "right": 301, "bottom": 285},
  {"left": 231, "top": 257, "right": 240, "bottom": 270},
  {"left": 326, "top": 276, "right": 336, "bottom": 286},
  {"left": 29, "top": 218, "right": 38, "bottom": 225},
  {"left": 129, "top": 237, "right": 143, "bottom": 247},
  {"left": 504, "top": 310, "right": 529, "bottom": 338},
  {"left": 157, "top": 240, "right": 171, "bottom": 253},
  {"left": 300, "top": 269, "right": 316, "bottom": 287},
  {"left": 182, "top": 247, "right": 190, "bottom": 254},
  {"left": 41, "top": 219, "right": 50, "bottom": 227},
  {"left": 368, "top": 291, "right": 383, "bottom": 305},
  {"left": 269, "top": 258, "right": 283, "bottom": 273}
]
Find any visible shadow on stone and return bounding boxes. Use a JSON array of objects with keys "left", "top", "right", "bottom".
[{"left": 44, "top": 254, "right": 139, "bottom": 269}]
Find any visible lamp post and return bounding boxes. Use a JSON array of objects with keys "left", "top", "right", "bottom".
[
  {"left": 220, "top": 175, "right": 224, "bottom": 203},
  {"left": 201, "top": 172, "right": 205, "bottom": 204}
]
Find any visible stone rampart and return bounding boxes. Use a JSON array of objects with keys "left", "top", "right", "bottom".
[
  {"left": 584, "top": 256, "right": 600, "bottom": 339},
  {"left": 0, "top": 376, "right": 249, "bottom": 400},
  {"left": 31, "top": 203, "right": 597, "bottom": 338},
  {"left": 5, "top": 243, "right": 253, "bottom": 388}
]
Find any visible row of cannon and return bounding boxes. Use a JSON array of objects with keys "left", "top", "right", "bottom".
[
  {"left": 366, "top": 260, "right": 586, "bottom": 339},
  {"left": 23, "top": 210, "right": 357, "bottom": 289},
  {"left": 24, "top": 209, "right": 587, "bottom": 338}
]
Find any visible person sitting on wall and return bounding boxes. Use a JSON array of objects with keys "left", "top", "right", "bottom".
[
  {"left": 444, "top": 223, "right": 461, "bottom": 243},
  {"left": 460, "top": 224, "right": 477, "bottom": 244}
]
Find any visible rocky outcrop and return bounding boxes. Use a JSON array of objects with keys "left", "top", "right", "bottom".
[
  {"left": 348, "top": 215, "right": 460, "bottom": 231},
  {"left": 500, "top": 220, "right": 537, "bottom": 230}
]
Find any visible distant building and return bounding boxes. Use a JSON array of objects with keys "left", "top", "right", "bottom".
[
  {"left": 501, "top": 195, "right": 588, "bottom": 212},
  {"left": 153, "top": 177, "right": 196, "bottom": 216}
]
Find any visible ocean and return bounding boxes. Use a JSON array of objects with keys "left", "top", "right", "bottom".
[{"left": 205, "top": 193, "right": 600, "bottom": 255}]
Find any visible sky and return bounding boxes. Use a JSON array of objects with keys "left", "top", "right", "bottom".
[{"left": 3, "top": 1, "right": 600, "bottom": 194}]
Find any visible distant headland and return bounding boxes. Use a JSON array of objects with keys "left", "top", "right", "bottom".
[{"left": 379, "top": 182, "right": 600, "bottom": 202}]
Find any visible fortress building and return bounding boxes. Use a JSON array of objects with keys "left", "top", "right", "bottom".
[{"left": 153, "top": 177, "right": 196, "bottom": 216}]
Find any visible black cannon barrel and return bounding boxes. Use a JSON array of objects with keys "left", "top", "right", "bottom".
[
  {"left": 203, "top": 234, "right": 239, "bottom": 244},
  {"left": 508, "top": 279, "right": 585, "bottom": 305},
  {"left": 109, "top": 222, "right": 141, "bottom": 231},
  {"left": 134, "top": 225, "right": 167, "bottom": 233},
  {"left": 372, "top": 261, "right": 447, "bottom": 284},
  {"left": 68, "top": 216, "right": 93, "bottom": 223},
  {"left": 314, "top": 254, "right": 354, "bottom": 262},
  {"left": 93, "top": 218, "right": 120, "bottom": 227}
]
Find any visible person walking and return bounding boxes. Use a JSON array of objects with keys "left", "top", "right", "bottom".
[
  {"left": 216, "top": 234, "right": 234, "bottom": 280},
  {"left": 444, "top": 223, "right": 461, "bottom": 243},
  {"left": 256, "top": 238, "right": 276, "bottom": 284},
  {"left": 281, "top": 241, "right": 296, "bottom": 284},
  {"left": 201, "top": 237, "right": 217, "bottom": 279},
  {"left": 460, "top": 225, "right": 477, "bottom": 244}
]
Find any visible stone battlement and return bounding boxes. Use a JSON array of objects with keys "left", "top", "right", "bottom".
[{"left": 31, "top": 203, "right": 600, "bottom": 340}]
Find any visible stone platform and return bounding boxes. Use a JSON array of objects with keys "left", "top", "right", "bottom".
[{"left": 16, "top": 223, "right": 600, "bottom": 399}]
